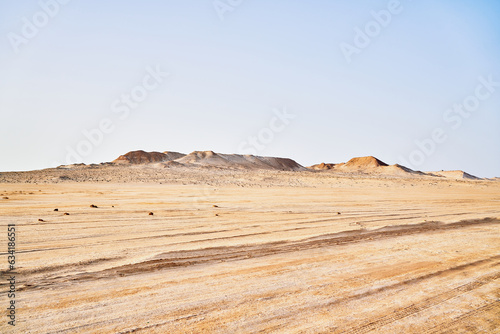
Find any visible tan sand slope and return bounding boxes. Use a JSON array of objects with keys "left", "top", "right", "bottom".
[
  {"left": 430, "top": 170, "right": 482, "bottom": 180},
  {"left": 309, "top": 162, "right": 336, "bottom": 170},
  {"left": 343, "top": 156, "right": 388, "bottom": 168}
]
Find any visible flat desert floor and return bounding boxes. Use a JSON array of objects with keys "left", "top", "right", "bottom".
[{"left": 1, "top": 173, "right": 500, "bottom": 333}]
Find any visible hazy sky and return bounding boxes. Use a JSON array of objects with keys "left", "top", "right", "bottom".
[{"left": 1, "top": 0, "right": 499, "bottom": 177}]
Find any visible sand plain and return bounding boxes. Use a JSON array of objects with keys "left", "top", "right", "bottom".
[{"left": 0, "top": 169, "right": 499, "bottom": 333}]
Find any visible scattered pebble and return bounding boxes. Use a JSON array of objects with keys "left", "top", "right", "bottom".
[
  {"left": 90, "top": 204, "right": 98, "bottom": 208},
  {"left": 38, "top": 219, "right": 44, "bottom": 222},
  {"left": 64, "top": 213, "right": 70, "bottom": 216},
  {"left": 213, "top": 205, "right": 219, "bottom": 208},
  {"left": 215, "top": 213, "right": 219, "bottom": 217},
  {"left": 149, "top": 212, "right": 154, "bottom": 216},
  {"left": 54, "top": 208, "right": 59, "bottom": 211},
  {"left": 337, "top": 212, "right": 341, "bottom": 215}
]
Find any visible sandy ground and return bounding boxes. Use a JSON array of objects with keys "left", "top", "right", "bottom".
[{"left": 0, "top": 171, "right": 499, "bottom": 333}]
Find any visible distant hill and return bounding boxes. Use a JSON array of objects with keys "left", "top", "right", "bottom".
[
  {"left": 428, "top": 170, "right": 481, "bottom": 180},
  {"left": 107, "top": 151, "right": 483, "bottom": 180},
  {"left": 112, "top": 150, "right": 305, "bottom": 171},
  {"left": 310, "top": 156, "right": 389, "bottom": 171},
  {"left": 113, "top": 150, "right": 185, "bottom": 164},
  {"left": 176, "top": 151, "right": 305, "bottom": 171},
  {"left": 343, "top": 156, "right": 388, "bottom": 168},
  {"left": 309, "top": 163, "right": 336, "bottom": 170},
  {"left": 309, "top": 156, "right": 435, "bottom": 178}
]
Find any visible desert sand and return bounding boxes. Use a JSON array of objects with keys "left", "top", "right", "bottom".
[{"left": 0, "top": 153, "right": 499, "bottom": 333}]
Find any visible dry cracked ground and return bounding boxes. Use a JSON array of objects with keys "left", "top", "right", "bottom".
[{"left": 0, "top": 172, "right": 499, "bottom": 333}]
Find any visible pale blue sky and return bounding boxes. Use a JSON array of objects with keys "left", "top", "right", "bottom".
[{"left": 1, "top": 0, "right": 499, "bottom": 177}]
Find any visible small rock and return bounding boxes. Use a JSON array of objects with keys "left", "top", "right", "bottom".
[
  {"left": 2, "top": 196, "right": 8, "bottom": 200},
  {"left": 64, "top": 213, "right": 70, "bottom": 216},
  {"left": 54, "top": 208, "right": 59, "bottom": 211},
  {"left": 213, "top": 205, "right": 219, "bottom": 208},
  {"left": 149, "top": 212, "right": 154, "bottom": 216},
  {"left": 38, "top": 219, "right": 44, "bottom": 222},
  {"left": 215, "top": 214, "right": 219, "bottom": 217},
  {"left": 337, "top": 212, "right": 341, "bottom": 215},
  {"left": 90, "top": 204, "right": 98, "bottom": 208}
]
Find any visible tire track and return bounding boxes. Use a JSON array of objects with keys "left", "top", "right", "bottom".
[
  {"left": 256, "top": 256, "right": 500, "bottom": 332},
  {"left": 16, "top": 218, "right": 500, "bottom": 291},
  {"left": 423, "top": 299, "right": 500, "bottom": 334},
  {"left": 335, "top": 271, "right": 500, "bottom": 334}
]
